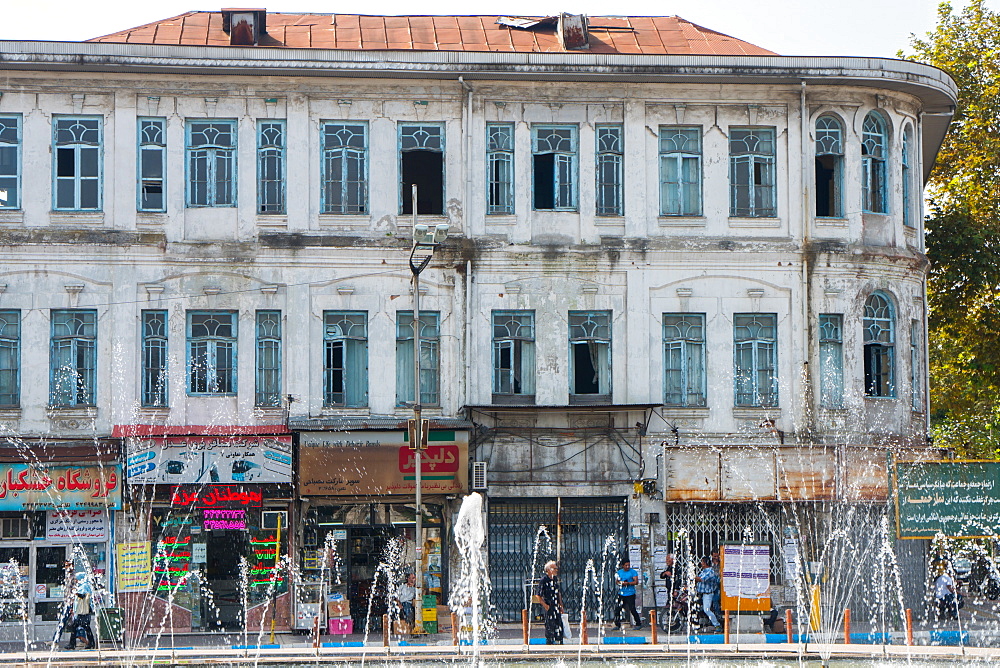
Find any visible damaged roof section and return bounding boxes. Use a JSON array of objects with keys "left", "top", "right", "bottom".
[{"left": 89, "top": 11, "right": 777, "bottom": 55}]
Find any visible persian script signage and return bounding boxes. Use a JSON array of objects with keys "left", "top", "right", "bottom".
[
  {"left": 46, "top": 509, "right": 109, "bottom": 542},
  {"left": 126, "top": 435, "right": 292, "bottom": 484},
  {"left": 299, "top": 430, "right": 468, "bottom": 496},
  {"left": 894, "top": 460, "right": 1000, "bottom": 538},
  {"left": 170, "top": 485, "right": 263, "bottom": 508},
  {"left": 0, "top": 465, "right": 121, "bottom": 510},
  {"left": 116, "top": 541, "right": 152, "bottom": 591}
]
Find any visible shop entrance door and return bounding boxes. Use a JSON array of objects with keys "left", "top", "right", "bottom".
[
  {"left": 206, "top": 531, "right": 247, "bottom": 630},
  {"left": 34, "top": 545, "right": 69, "bottom": 637},
  {"left": 346, "top": 527, "right": 396, "bottom": 630}
]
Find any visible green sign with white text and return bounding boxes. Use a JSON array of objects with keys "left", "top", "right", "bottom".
[{"left": 894, "top": 460, "right": 1000, "bottom": 538}]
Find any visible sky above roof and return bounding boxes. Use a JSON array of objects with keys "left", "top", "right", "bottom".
[{"left": 2, "top": 0, "right": 997, "bottom": 58}]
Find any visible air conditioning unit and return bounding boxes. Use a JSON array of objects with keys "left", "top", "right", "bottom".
[
  {"left": 471, "top": 462, "right": 487, "bottom": 491},
  {"left": 262, "top": 511, "right": 287, "bottom": 530}
]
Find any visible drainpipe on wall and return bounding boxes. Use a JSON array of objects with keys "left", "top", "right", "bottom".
[
  {"left": 459, "top": 77, "right": 474, "bottom": 411},
  {"left": 800, "top": 80, "right": 816, "bottom": 444}
]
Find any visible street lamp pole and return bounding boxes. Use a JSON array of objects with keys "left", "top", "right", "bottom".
[{"left": 407, "top": 184, "right": 448, "bottom": 633}]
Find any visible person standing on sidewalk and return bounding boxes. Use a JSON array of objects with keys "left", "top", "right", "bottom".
[
  {"left": 695, "top": 556, "right": 720, "bottom": 632},
  {"left": 538, "top": 561, "right": 565, "bottom": 644},
  {"left": 614, "top": 558, "right": 643, "bottom": 630},
  {"left": 65, "top": 573, "right": 95, "bottom": 650}
]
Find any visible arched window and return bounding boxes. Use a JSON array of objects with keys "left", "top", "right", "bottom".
[
  {"left": 862, "top": 112, "right": 888, "bottom": 214},
  {"left": 815, "top": 115, "right": 843, "bottom": 217},
  {"left": 863, "top": 292, "right": 895, "bottom": 397},
  {"left": 902, "top": 125, "right": 914, "bottom": 227}
]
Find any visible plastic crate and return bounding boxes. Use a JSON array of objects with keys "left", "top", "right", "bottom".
[{"left": 328, "top": 618, "right": 353, "bottom": 635}]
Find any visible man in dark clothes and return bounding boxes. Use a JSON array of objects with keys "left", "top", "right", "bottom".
[{"left": 538, "top": 560, "right": 564, "bottom": 644}]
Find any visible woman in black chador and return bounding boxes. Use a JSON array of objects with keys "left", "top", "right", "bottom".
[{"left": 538, "top": 560, "right": 565, "bottom": 644}]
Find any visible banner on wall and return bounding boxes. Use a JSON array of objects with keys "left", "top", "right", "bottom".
[
  {"left": 299, "top": 430, "right": 468, "bottom": 495},
  {"left": 116, "top": 542, "right": 152, "bottom": 591},
  {"left": 46, "top": 509, "right": 109, "bottom": 542},
  {"left": 126, "top": 435, "right": 293, "bottom": 484},
  {"left": 0, "top": 464, "right": 121, "bottom": 510}
]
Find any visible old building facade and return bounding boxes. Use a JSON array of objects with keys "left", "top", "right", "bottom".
[{"left": 0, "top": 10, "right": 955, "bottom": 637}]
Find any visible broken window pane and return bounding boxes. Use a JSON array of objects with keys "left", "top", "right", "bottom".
[
  {"left": 569, "top": 311, "right": 610, "bottom": 397},
  {"left": 400, "top": 124, "right": 444, "bottom": 215}
]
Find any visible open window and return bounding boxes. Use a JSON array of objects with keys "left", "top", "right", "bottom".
[
  {"left": 533, "top": 125, "right": 578, "bottom": 211},
  {"left": 400, "top": 124, "right": 444, "bottom": 215},
  {"left": 815, "top": 116, "right": 843, "bottom": 217}
]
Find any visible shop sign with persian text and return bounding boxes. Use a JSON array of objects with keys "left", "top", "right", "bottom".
[
  {"left": 0, "top": 465, "right": 121, "bottom": 510},
  {"left": 126, "top": 435, "right": 292, "bottom": 484},
  {"left": 46, "top": 509, "right": 109, "bottom": 542},
  {"left": 895, "top": 460, "right": 1000, "bottom": 538},
  {"left": 170, "top": 484, "right": 263, "bottom": 508},
  {"left": 299, "top": 430, "right": 468, "bottom": 496}
]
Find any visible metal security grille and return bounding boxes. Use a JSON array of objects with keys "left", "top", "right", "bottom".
[
  {"left": 661, "top": 503, "right": 783, "bottom": 582},
  {"left": 487, "top": 497, "right": 626, "bottom": 622}
]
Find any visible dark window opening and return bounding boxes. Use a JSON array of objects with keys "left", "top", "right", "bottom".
[
  {"left": 572, "top": 342, "right": 599, "bottom": 394},
  {"left": 533, "top": 153, "right": 555, "bottom": 209},
  {"left": 815, "top": 156, "right": 837, "bottom": 217},
  {"left": 56, "top": 149, "right": 75, "bottom": 177},
  {"left": 401, "top": 151, "right": 443, "bottom": 215}
]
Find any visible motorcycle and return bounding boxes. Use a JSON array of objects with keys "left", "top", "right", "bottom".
[{"left": 662, "top": 587, "right": 713, "bottom": 633}]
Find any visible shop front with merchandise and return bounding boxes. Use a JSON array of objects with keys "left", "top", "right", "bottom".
[
  {"left": 120, "top": 427, "right": 293, "bottom": 634},
  {"left": 0, "top": 456, "right": 121, "bottom": 642},
  {"left": 292, "top": 422, "right": 469, "bottom": 633}
]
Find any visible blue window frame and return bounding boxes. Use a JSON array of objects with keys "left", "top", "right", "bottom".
[
  {"left": 862, "top": 112, "right": 888, "bottom": 214},
  {"left": 659, "top": 126, "right": 702, "bottom": 216},
  {"left": 734, "top": 313, "right": 777, "bottom": 407},
  {"left": 255, "top": 310, "right": 281, "bottom": 406},
  {"left": 596, "top": 124, "right": 623, "bottom": 216},
  {"left": 0, "top": 310, "right": 20, "bottom": 406},
  {"left": 186, "top": 120, "right": 236, "bottom": 207},
  {"left": 492, "top": 311, "right": 535, "bottom": 397},
  {"left": 663, "top": 313, "right": 705, "bottom": 406},
  {"left": 0, "top": 116, "right": 21, "bottom": 210},
  {"left": 819, "top": 313, "right": 843, "bottom": 409},
  {"left": 729, "top": 127, "right": 776, "bottom": 217},
  {"left": 324, "top": 311, "right": 368, "bottom": 407},
  {"left": 532, "top": 125, "right": 578, "bottom": 211},
  {"left": 187, "top": 311, "right": 236, "bottom": 395},
  {"left": 53, "top": 116, "right": 102, "bottom": 211},
  {"left": 50, "top": 309, "right": 97, "bottom": 407},
  {"left": 486, "top": 123, "right": 514, "bottom": 215},
  {"left": 141, "top": 310, "right": 168, "bottom": 407},
  {"left": 815, "top": 116, "right": 843, "bottom": 218},
  {"left": 399, "top": 123, "right": 444, "bottom": 215},
  {"left": 322, "top": 122, "right": 368, "bottom": 214},
  {"left": 396, "top": 311, "right": 440, "bottom": 406},
  {"left": 902, "top": 125, "right": 914, "bottom": 227},
  {"left": 569, "top": 311, "right": 611, "bottom": 398},
  {"left": 138, "top": 118, "right": 166, "bottom": 212},
  {"left": 257, "top": 120, "right": 285, "bottom": 214},
  {"left": 863, "top": 292, "right": 894, "bottom": 397}
]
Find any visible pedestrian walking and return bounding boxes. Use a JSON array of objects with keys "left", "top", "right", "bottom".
[
  {"left": 538, "top": 560, "right": 565, "bottom": 644},
  {"left": 695, "top": 556, "right": 720, "bottom": 632},
  {"left": 659, "top": 553, "right": 680, "bottom": 629},
  {"left": 934, "top": 563, "right": 963, "bottom": 620},
  {"left": 65, "top": 573, "right": 95, "bottom": 650},
  {"left": 614, "top": 558, "right": 643, "bottom": 630}
]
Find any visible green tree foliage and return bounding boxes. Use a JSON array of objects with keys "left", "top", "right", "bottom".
[{"left": 905, "top": 1, "right": 1000, "bottom": 457}]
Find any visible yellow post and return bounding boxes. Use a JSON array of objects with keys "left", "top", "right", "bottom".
[{"left": 809, "top": 584, "right": 821, "bottom": 632}]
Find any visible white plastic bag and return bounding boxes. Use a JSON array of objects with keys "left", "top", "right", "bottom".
[{"left": 561, "top": 612, "right": 573, "bottom": 639}]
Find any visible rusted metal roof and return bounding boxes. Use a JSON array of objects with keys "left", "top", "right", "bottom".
[{"left": 88, "top": 12, "right": 777, "bottom": 56}]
